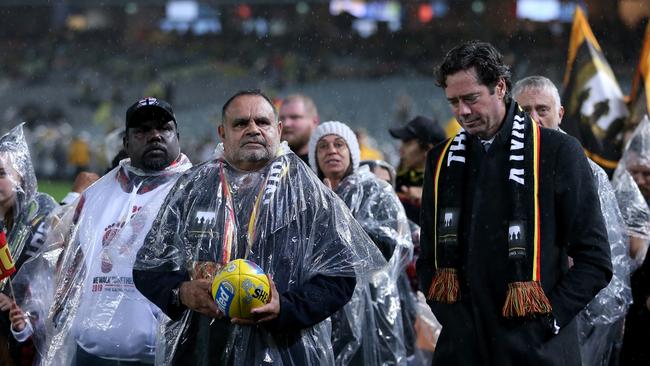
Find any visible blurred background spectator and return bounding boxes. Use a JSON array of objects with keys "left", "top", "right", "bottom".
[{"left": 0, "top": 0, "right": 647, "bottom": 188}]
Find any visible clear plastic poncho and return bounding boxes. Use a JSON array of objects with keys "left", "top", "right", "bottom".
[
  {"left": 332, "top": 165, "right": 415, "bottom": 366},
  {"left": 0, "top": 123, "right": 57, "bottom": 365},
  {"left": 611, "top": 170, "right": 650, "bottom": 241},
  {"left": 581, "top": 161, "right": 632, "bottom": 324},
  {"left": 133, "top": 142, "right": 387, "bottom": 366},
  {"left": 10, "top": 202, "right": 73, "bottom": 364},
  {"left": 0, "top": 124, "right": 38, "bottom": 210},
  {"left": 18, "top": 155, "right": 192, "bottom": 365},
  {"left": 412, "top": 291, "right": 441, "bottom": 366},
  {"left": 577, "top": 161, "right": 632, "bottom": 365},
  {"left": 0, "top": 124, "right": 57, "bottom": 275},
  {"left": 612, "top": 116, "right": 650, "bottom": 244}
]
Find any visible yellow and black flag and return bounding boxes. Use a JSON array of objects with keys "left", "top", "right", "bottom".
[
  {"left": 561, "top": 7, "right": 628, "bottom": 174},
  {"left": 444, "top": 117, "right": 461, "bottom": 138},
  {"left": 628, "top": 22, "right": 650, "bottom": 128}
]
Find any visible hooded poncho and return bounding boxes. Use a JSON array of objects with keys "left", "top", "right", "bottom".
[
  {"left": 133, "top": 142, "right": 386, "bottom": 365},
  {"left": 332, "top": 165, "right": 418, "bottom": 365},
  {"left": 0, "top": 123, "right": 57, "bottom": 365},
  {"left": 309, "top": 121, "right": 418, "bottom": 365}
]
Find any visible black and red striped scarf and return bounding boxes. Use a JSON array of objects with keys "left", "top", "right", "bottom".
[{"left": 427, "top": 104, "right": 552, "bottom": 318}]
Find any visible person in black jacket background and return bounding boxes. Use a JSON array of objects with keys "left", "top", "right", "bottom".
[
  {"left": 621, "top": 251, "right": 650, "bottom": 365},
  {"left": 389, "top": 116, "right": 445, "bottom": 225}
]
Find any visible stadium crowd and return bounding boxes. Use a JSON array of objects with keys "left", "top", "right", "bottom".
[
  {"left": 2, "top": 9, "right": 648, "bottom": 181},
  {"left": 1, "top": 20, "right": 650, "bottom": 366}
]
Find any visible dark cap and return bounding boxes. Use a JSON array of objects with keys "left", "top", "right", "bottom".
[
  {"left": 389, "top": 116, "right": 446, "bottom": 145},
  {"left": 125, "top": 97, "right": 176, "bottom": 129}
]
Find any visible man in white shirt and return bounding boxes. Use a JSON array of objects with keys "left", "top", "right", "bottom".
[{"left": 10, "top": 97, "right": 192, "bottom": 366}]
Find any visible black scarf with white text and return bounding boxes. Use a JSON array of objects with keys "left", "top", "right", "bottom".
[{"left": 427, "top": 102, "right": 552, "bottom": 318}]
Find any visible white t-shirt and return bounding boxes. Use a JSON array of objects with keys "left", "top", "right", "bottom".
[{"left": 72, "top": 164, "right": 185, "bottom": 362}]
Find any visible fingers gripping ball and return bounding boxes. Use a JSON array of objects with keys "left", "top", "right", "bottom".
[{"left": 212, "top": 259, "right": 271, "bottom": 319}]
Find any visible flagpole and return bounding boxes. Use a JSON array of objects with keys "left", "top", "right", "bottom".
[{"left": 7, "top": 276, "right": 15, "bottom": 301}]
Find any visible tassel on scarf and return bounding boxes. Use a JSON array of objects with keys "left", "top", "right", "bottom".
[
  {"left": 502, "top": 281, "right": 552, "bottom": 318},
  {"left": 427, "top": 268, "right": 460, "bottom": 303}
]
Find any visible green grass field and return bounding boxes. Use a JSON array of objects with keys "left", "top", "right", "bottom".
[{"left": 38, "top": 180, "right": 72, "bottom": 202}]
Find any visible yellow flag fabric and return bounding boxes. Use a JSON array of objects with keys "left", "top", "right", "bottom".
[
  {"left": 360, "top": 143, "right": 384, "bottom": 160},
  {"left": 0, "top": 231, "right": 16, "bottom": 281},
  {"left": 561, "top": 7, "right": 628, "bottom": 173},
  {"left": 444, "top": 117, "right": 461, "bottom": 138}
]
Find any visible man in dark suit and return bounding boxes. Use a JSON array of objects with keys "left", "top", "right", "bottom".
[{"left": 417, "top": 41, "right": 612, "bottom": 365}]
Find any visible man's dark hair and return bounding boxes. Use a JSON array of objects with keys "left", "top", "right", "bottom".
[
  {"left": 435, "top": 41, "right": 512, "bottom": 97},
  {"left": 221, "top": 89, "right": 277, "bottom": 123}
]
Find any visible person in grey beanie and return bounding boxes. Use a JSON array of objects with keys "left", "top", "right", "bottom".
[{"left": 309, "top": 121, "right": 419, "bottom": 365}]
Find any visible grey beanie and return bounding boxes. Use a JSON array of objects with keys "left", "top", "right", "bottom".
[{"left": 308, "top": 121, "right": 360, "bottom": 175}]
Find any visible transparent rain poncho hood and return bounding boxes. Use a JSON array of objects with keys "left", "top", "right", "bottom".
[
  {"left": 612, "top": 115, "right": 650, "bottom": 242},
  {"left": 15, "top": 154, "right": 192, "bottom": 365},
  {"left": 133, "top": 142, "right": 387, "bottom": 365},
  {"left": 0, "top": 124, "right": 38, "bottom": 209},
  {"left": 577, "top": 161, "right": 632, "bottom": 364},
  {"left": 331, "top": 165, "right": 416, "bottom": 366},
  {"left": 0, "top": 123, "right": 56, "bottom": 286}
]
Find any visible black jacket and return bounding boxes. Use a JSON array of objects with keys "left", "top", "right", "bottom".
[
  {"left": 620, "top": 246, "right": 650, "bottom": 365},
  {"left": 417, "top": 103, "right": 612, "bottom": 366},
  {"left": 395, "top": 169, "right": 424, "bottom": 225}
]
